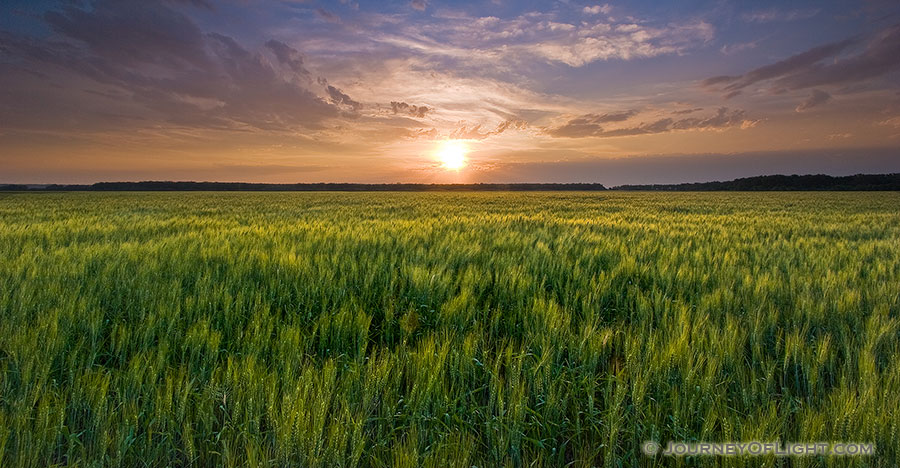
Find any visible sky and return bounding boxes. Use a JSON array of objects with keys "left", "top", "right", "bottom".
[{"left": 1, "top": 0, "right": 900, "bottom": 184}]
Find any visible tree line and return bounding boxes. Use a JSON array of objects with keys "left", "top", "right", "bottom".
[{"left": 2, "top": 173, "right": 899, "bottom": 191}]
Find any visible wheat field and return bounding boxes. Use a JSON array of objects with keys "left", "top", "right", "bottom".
[{"left": 0, "top": 191, "right": 898, "bottom": 467}]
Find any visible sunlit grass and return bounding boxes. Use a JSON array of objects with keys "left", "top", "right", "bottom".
[{"left": 0, "top": 191, "right": 898, "bottom": 467}]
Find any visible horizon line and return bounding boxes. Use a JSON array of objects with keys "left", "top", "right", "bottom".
[{"left": 3, "top": 173, "right": 900, "bottom": 192}]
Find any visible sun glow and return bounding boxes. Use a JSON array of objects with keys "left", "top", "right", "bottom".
[{"left": 436, "top": 140, "right": 469, "bottom": 170}]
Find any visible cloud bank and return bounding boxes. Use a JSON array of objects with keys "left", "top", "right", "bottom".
[
  {"left": 703, "top": 24, "right": 900, "bottom": 101},
  {"left": 1, "top": 0, "right": 355, "bottom": 133}
]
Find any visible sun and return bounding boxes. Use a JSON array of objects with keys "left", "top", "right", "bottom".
[{"left": 436, "top": 140, "right": 468, "bottom": 170}]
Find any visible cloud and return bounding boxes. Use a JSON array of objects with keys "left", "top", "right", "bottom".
[
  {"left": 583, "top": 4, "right": 612, "bottom": 15},
  {"left": 410, "top": 0, "right": 427, "bottom": 11},
  {"left": 42, "top": 0, "right": 214, "bottom": 69},
  {"left": 703, "top": 24, "right": 900, "bottom": 97},
  {"left": 264, "top": 39, "right": 310, "bottom": 75},
  {"left": 547, "top": 108, "right": 752, "bottom": 138},
  {"left": 524, "top": 19, "right": 715, "bottom": 66},
  {"left": 720, "top": 40, "right": 758, "bottom": 55},
  {"left": 315, "top": 8, "right": 340, "bottom": 24},
  {"left": 374, "top": 10, "right": 715, "bottom": 68},
  {"left": 580, "top": 111, "right": 636, "bottom": 122},
  {"left": 448, "top": 119, "right": 527, "bottom": 140},
  {"left": 406, "top": 127, "right": 439, "bottom": 139},
  {"left": 670, "top": 107, "right": 750, "bottom": 130},
  {"left": 773, "top": 24, "right": 900, "bottom": 90},
  {"left": 671, "top": 107, "right": 703, "bottom": 115},
  {"left": 795, "top": 89, "right": 832, "bottom": 112},
  {"left": 701, "top": 39, "right": 855, "bottom": 94},
  {"left": 542, "top": 111, "right": 636, "bottom": 137},
  {"left": 164, "top": 0, "right": 214, "bottom": 9},
  {"left": 1, "top": 0, "right": 344, "bottom": 133},
  {"left": 391, "top": 101, "right": 431, "bottom": 118},
  {"left": 493, "top": 119, "right": 529, "bottom": 133},
  {"left": 740, "top": 119, "right": 760, "bottom": 129},
  {"left": 741, "top": 8, "right": 819, "bottom": 23},
  {"left": 326, "top": 85, "right": 360, "bottom": 110},
  {"left": 319, "top": 78, "right": 361, "bottom": 111}
]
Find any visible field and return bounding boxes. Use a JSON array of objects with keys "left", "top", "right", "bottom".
[{"left": 1, "top": 191, "right": 899, "bottom": 467}]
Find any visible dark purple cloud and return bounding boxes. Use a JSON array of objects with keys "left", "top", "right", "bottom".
[
  {"left": 741, "top": 8, "right": 819, "bottom": 23},
  {"left": 702, "top": 39, "right": 855, "bottom": 94},
  {"left": 1, "top": 0, "right": 341, "bottom": 132},
  {"left": 670, "top": 108, "right": 750, "bottom": 130},
  {"left": 319, "top": 78, "right": 361, "bottom": 111},
  {"left": 542, "top": 111, "right": 636, "bottom": 137},
  {"left": 43, "top": 0, "right": 213, "bottom": 69},
  {"left": 315, "top": 8, "right": 340, "bottom": 24},
  {"left": 795, "top": 89, "right": 832, "bottom": 112},
  {"left": 774, "top": 24, "right": 900, "bottom": 90},
  {"left": 547, "top": 108, "right": 750, "bottom": 138},
  {"left": 264, "top": 39, "right": 309, "bottom": 76},
  {"left": 164, "top": 0, "right": 214, "bottom": 9},
  {"left": 703, "top": 24, "right": 900, "bottom": 99},
  {"left": 671, "top": 107, "right": 704, "bottom": 115}
]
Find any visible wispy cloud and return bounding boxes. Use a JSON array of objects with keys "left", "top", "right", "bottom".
[
  {"left": 772, "top": 24, "right": 900, "bottom": 90},
  {"left": 701, "top": 39, "right": 855, "bottom": 96},
  {"left": 795, "top": 89, "right": 832, "bottom": 112},
  {"left": 264, "top": 39, "right": 310, "bottom": 76},
  {"left": 741, "top": 8, "right": 819, "bottom": 23},
  {"left": 703, "top": 24, "right": 900, "bottom": 99},
  {"left": 315, "top": 8, "right": 340, "bottom": 24},
  {"left": 371, "top": 10, "right": 714, "bottom": 67},
  {"left": 878, "top": 116, "right": 900, "bottom": 128},
  {"left": 720, "top": 40, "right": 759, "bottom": 55},
  {"left": 321, "top": 81, "right": 361, "bottom": 111},
  {"left": 547, "top": 107, "right": 753, "bottom": 138},
  {"left": 583, "top": 4, "right": 612, "bottom": 15},
  {"left": 671, "top": 107, "right": 703, "bottom": 115},
  {"left": 448, "top": 119, "right": 527, "bottom": 140}
]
